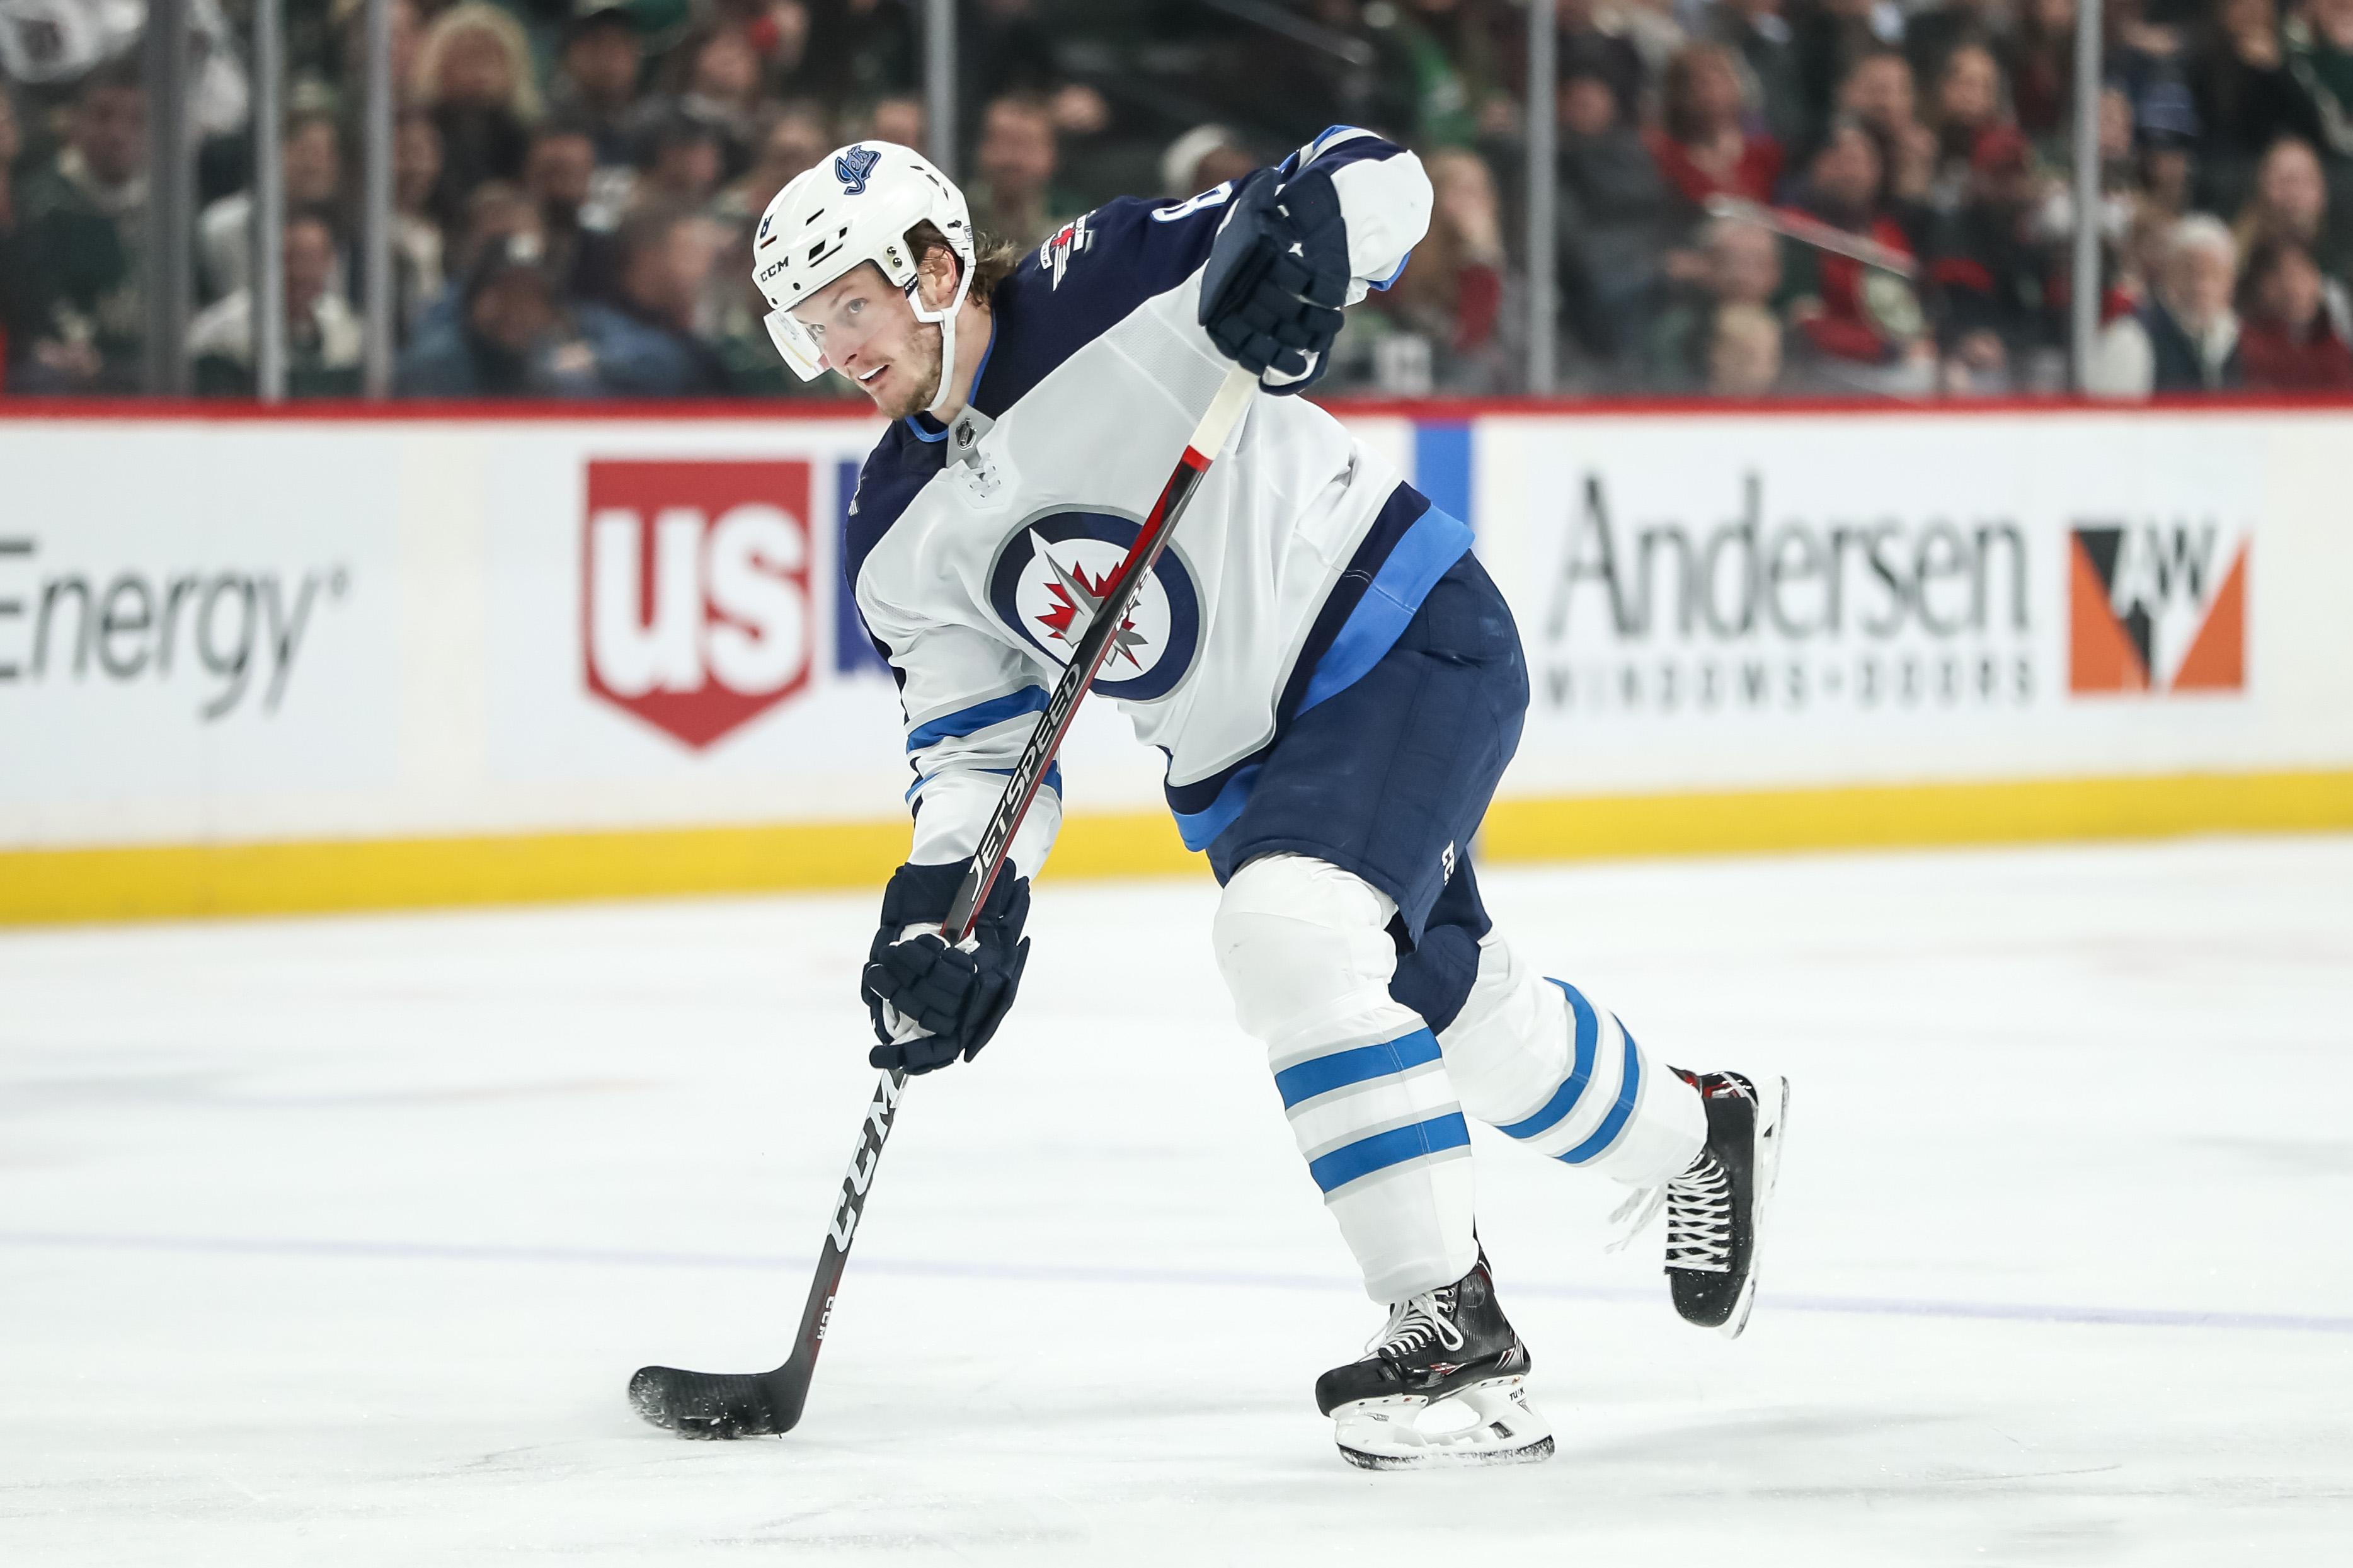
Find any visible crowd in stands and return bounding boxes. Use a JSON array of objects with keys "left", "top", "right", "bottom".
[{"left": 4, "top": 0, "right": 2353, "bottom": 400}]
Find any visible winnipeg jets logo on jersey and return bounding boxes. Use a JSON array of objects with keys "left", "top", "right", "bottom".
[
  {"left": 1039, "top": 214, "right": 1094, "bottom": 289},
  {"left": 987, "top": 512, "right": 1202, "bottom": 701},
  {"left": 833, "top": 144, "right": 881, "bottom": 195}
]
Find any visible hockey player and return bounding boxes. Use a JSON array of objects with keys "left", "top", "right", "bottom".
[{"left": 753, "top": 134, "right": 1787, "bottom": 1468}]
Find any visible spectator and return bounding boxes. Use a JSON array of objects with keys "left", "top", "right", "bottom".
[
  {"left": 864, "top": 94, "right": 926, "bottom": 152},
  {"left": 416, "top": 2, "right": 540, "bottom": 230},
  {"left": 198, "top": 109, "right": 344, "bottom": 304},
  {"left": 1784, "top": 118, "right": 1934, "bottom": 391},
  {"left": 967, "top": 94, "right": 1067, "bottom": 251},
  {"left": 1554, "top": 46, "right": 1678, "bottom": 369},
  {"left": 548, "top": 1, "right": 648, "bottom": 168},
  {"left": 1707, "top": 301, "right": 1785, "bottom": 394},
  {"left": 1370, "top": 146, "right": 1513, "bottom": 391},
  {"left": 718, "top": 100, "right": 830, "bottom": 224},
  {"left": 2284, "top": 0, "right": 2353, "bottom": 161},
  {"left": 633, "top": 109, "right": 727, "bottom": 212},
  {"left": 670, "top": 26, "right": 765, "bottom": 177},
  {"left": 2088, "top": 213, "right": 2243, "bottom": 394},
  {"left": 1708, "top": 0, "right": 1807, "bottom": 152},
  {"left": 1160, "top": 125, "right": 1256, "bottom": 200},
  {"left": 1647, "top": 215, "right": 1783, "bottom": 389},
  {"left": 187, "top": 206, "right": 364, "bottom": 396},
  {"left": 1646, "top": 42, "right": 1785, "bottom": 210},
  {"left": 393, "top": 108, "right": 447, "bottom": 332},
  {"left": 1926, "top": 40, "right": 2010, "bottom": 212},
  {"left": 586, "top": 203, "right": 730, "bottom": 394},
  {"left": 527, "top": 120, "right": 622, "bottom": 305},
  {"left": 1905, "top": 0, "right": 2008, "bottom": 100},
  {"left": 2233, "top": 135, "right": 2340, "bottom": 275},
  {"left": 1838, "top": 49, "right": 1937, "bottom": 209},
  {"left": 0, "top": 84, "right": 25, "bottom": 384},
  {"left": 2189, "top": 0, "right": 2325, "bottom": 164},
  {"left": 2008, "top": 0, "right": 2078, "bottom": 142},
  {"left": 8, "top": 60, "right": 146, "bottom": 393},
  {"left": 1791, "top": 0, "right": 1906, "bottom": 155},
  {"left": 2235, "top": 235, "right": 2353, "bottom": 387},
  {"left": 397, "top": 233, "right": 605, "bottom": 396},
  {"left": 1928, "top": 127, "right": 2066, "bottom": 392},
  {"left": 335, "top": 0, "right": 424, "bottom": 111}
]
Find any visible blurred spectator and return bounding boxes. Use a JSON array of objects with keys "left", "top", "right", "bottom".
[
  {"left": 1904, "top": 0, "right": 2007, "bottom": 100},
  {"left": 2189, "top": 0, "right": 2325, "bottom": 163},
  {"left": 1647, "top": 215, "right": 1783, "bottom": 389},
  {"left": 1928, "top": 127, "right": 2066, "bottom": 392},
  {"left": 1646, "top": 42, "right": 1784, "bottom": 210},
  {"left": 633, "top": 108, "right": 726, "bottom": 211},
  {"left": 187, "top": 206, "right": 364, "bottom": 396},
  {"left": 667, "top": 26, "right": 765, "bottom": 177},
  {"left": 1925, "top": 41, "right": 2010, "bottom": 213},
  {"left": 198, "top": 109, "right": 343, "bottom": 305},
  {"left": 2284, "top": 0, "right": 2353, "bottom": 161},
  {"left": 1784, "top": 118, "right": 1934, "bottom": 391},
  {"left": 1368, "top": 146, "right": 1513, "bottom": 391},
  {"left": 0, "top": 84, "right": 25, "bottom": 383},
  {"left": 334, "top": 0, "right": 425, "bottom": 110},
  {"left": 2088, "top": 212, "right": 2243, "bottom": 394},
  {"left": 2008, "top": 0, "right": 2077, "bottom": 142},
  {"left": 527, "top": 119, "right": 622, "bottom": 304},
  {"left": 397, "top": 233, "right": 604, "bottom": 396},
  {"left": 394, "top": 108, "right": 447, "bottom": 331},
  {"left": 717, "top": 100, "right": 828, "bottom": 224},
  {"left": 417, "top": 3, "right": 541, "bottom": 231},
  {"left": 1792, "top": 0, "right": 1907, "bottom": 154},
  {"left": 8, "top": 60, "right": 145, "bottom": 393},
  {"left": 1160, "top": 125, "right": 1256, "bottom": 200},
  {"left": 590, "top": 203, "right": 729, "bottom": 393},
  {"left": 863, "top": 94, "right": 925, "bottom": 152},
  {"left": 2234, "top": 235, "right": 2353, "bottom": 386},
  {"left": 1707, "top": 0, "right": 1806, "bottom": 152},
  {"left": 1554, "top": 46, "right": 1678, "bottom": 369},
  {"left": 2232, "top": 135, "right": 2342, "bottom": 275},
  {"left": 967, "top": 94, "right": 1068, "bottom": 250},
  {"left": 549, "top": 1, "right": 648, "bottom": 168},
  {"left": 1707, "top": 300, "right": 1785, "bottom": 394},
  {"left": 1838, "top": 49, "right": 1937, "bottom": 208}
]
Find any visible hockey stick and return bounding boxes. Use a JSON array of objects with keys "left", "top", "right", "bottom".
[{"left": 626, "top": 362, "right": 1259, "bottom": 1439}]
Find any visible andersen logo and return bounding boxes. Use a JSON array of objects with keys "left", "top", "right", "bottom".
[
  {"left": 583, "top": 460, "right": 816, "bottom": 749},
  {"left": 1537, "top": 472, "right": 2035, "bottom": 716},
  {"left": 2067, "top": 523, "right": 2245, "bottom": 695}
]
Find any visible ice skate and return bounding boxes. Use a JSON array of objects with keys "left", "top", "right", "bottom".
[
  {"left": 1652, "top": 1070, "right": 1789, "bottom": 1338},
  {"left": 1313, "top": 1253, "right": 1553, "bottom": 1470}
]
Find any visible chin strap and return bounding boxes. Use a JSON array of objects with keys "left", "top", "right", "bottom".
[{"left": 907, "top": 260, "right": 978, "bottom": 417}]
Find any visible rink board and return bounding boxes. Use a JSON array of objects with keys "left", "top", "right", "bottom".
[{"left": 3, "top": 401, "right": 2349, "bottom": 921}]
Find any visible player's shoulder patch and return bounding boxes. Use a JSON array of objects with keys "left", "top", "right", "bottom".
[{"left": 1036, "top": 211, "right": 1096, "bottom": 290}]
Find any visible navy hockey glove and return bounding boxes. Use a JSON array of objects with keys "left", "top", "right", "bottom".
[
  {"left": 1197, "top": 167, "right": 1351, "bottom": 394},
  {"left": 861, "top": 861, "right": 1032, "bottom": 1075}
]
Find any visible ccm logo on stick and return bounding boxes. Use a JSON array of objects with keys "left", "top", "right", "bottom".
[{"left": 583, "top": 461, "right": 816, "bottom": 749}]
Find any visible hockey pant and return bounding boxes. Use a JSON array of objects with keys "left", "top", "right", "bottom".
[{"left": 1212, "top": 852, "right": 1705, "bottom": 1303}]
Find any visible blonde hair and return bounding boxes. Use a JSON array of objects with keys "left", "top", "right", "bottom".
[{"left": 413, "top": 3, "right": 541, "bottom": 121}]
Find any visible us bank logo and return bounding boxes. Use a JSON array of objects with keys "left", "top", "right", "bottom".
[{"left": 2067, "top": 523, "right": 2247, "bottom": 695}]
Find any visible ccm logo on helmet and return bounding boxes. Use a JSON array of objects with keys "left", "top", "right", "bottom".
[{"left": 834, "top": 144, "right": 881, "bottom": 195}]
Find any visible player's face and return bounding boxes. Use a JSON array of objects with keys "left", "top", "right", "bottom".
[{"left": 791, "top": 263, "right": 939, "bottom": 419}]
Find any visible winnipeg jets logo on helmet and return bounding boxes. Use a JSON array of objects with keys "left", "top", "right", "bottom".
[
  {"left": 988, "top": 512, "right": 1203, "bottom": 702},
  {"left": 834, "top": 144, "right": 881, "bottom": 195}
]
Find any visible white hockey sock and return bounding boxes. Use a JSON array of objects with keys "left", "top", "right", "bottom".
[
  {"left": 1437, "top": 934, "right": 1704, "bottom": 1186},
  {"left": 1214, "top": 856, "right": 1478, "bottom": 1303}
]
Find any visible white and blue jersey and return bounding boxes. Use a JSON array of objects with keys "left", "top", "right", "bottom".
[{"left": 844, "top": 128, "right": 1472, "bottom": 879}]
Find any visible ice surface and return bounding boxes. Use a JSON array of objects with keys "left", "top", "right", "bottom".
[{"left": 3, "top": 837, "right": 2350, "bottom": 1564}]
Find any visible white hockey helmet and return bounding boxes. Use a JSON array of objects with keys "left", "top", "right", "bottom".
[{"left": 753, "top": 141, "right": 976, "bottom": 414}]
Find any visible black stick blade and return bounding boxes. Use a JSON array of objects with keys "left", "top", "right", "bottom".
[{"left": 628, "top": 1365, "right": 791, "bottom": 1439}]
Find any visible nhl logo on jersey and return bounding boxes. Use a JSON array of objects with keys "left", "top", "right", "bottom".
[{"left": 987, "top": 511, "right": 1202, "bottom": 701}]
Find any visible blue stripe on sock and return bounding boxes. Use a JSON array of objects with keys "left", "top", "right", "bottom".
[
  {"left": 1559, "top": 1027, "right": 1642, "bottom": 1165},
  {"left": 1308, "top": 1111, "right": 1471, "bottom": 1193},
  {"left": 1496, "top": 980, "right": 1599, "bottom": 1140},
  {"left": 1274, "top": 1028, "right": 1441, "bottom": 1110}
]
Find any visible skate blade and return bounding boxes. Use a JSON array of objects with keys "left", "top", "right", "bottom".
[
  {"left": 1718, "top": 1075, "right": 1790, "bottom": 1341},
  {"left": 1332, "top": 1376, "right": 1555, "bottom": 1471}
]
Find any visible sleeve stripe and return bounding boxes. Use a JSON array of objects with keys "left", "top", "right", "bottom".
[{"left": 905, "top": 686, "right": 1048, "bottom": 752}]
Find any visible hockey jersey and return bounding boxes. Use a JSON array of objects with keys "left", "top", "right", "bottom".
[{"left": 845, "top": 127, "right": 1470, "bottom": 875}]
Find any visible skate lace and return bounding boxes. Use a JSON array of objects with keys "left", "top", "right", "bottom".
[
  {"left": 1661, "top": 1152, "right": 1733, "bottom": 1273},
  {"left": 1368, "top": 1289, "right": 1465, "bottom": 1361}
]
